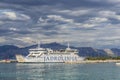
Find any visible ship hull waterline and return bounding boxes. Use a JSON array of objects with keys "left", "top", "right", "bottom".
[{"left": 16, "top": 54, "right": 84, "bottom": 63}]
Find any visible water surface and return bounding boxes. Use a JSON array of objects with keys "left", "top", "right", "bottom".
[{"left": 0, "top": 63, "right": 120, "bottom": 80}]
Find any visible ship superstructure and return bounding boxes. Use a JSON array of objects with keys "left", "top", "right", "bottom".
[{"left": 16, "top": 43, "right": 84, "bottom": 63}]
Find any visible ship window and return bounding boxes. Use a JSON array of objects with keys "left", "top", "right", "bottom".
[
  {"left": 29, "top": 55, "right": 36, "bottom": 57},
  {"left": 44, "top": 53, "right": 47, "bottom": 54},
  {"left": 66, "top": 50, "right": 76, "bottom": 52},
  {"left": 60, "top": 49, "right": 65, "bottom": 52},
  {"left": 34, "top": 53, "right": 39, "bottom": 54}
]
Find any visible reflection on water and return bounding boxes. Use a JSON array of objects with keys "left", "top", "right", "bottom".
[
  {"left": 16, "top": 63, "right": 74, "bottom": 80},
  {"left": 16, "top": 63, "right": 46, "bottom": 80},
  {"left": 0, "top": 63, "right": 120, "bottom": 80}
]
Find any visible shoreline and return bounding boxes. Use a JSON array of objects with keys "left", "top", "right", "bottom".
[
  {"left": 65, "top": 60, "right": 120, "bottom": 64},
  {"left": 0, "top": 59, "right": 17, "bottom": 63},
  {"left": 1, "top": 59, "right": 120, "bottom": 63}
]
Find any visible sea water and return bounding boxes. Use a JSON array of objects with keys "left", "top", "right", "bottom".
[{"left": 0, "top": 63, "right": 120, "bottom": 80}]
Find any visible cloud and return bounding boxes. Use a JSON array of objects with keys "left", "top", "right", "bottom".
[
  {"left": 77, "top": 17, "right": 109, "bottom": 28},
  {"left": 14, "top": 37, "right": 36, "bottom": 44},
  {"left": 88, "top": 17, "right": 108, "bottom": 23},
  {"left": 38, "top": 15, "right": 74, "bottom": 25},
  {"left": 47, "top": 15, "right": 74, "bottom": 23},
  {"left": 99, "top": 11, "right": 120, "bottom": 20},
  {"left": 0, "top": 10, "right": 31, "bottom": 21},
  {"left": 2, "top": 11, "right": 17, "bottom": 20},
  {"left": 0, "top": 0, "right": 119, "bottom": 48},
  {"left": 57, "top": 9, "right": 92, "bottom": 16},
  {"left": 90, "top": 0, "right": 120, "bottom": 3},
  {"left": 107, "top": 0, "right": 120, "bottom": 3},
  {"left": 9, "top": 27, "right": 18, "bottom": 31},
  {"left": 0, "top": 37, "right": 6, "bottom": 43}
]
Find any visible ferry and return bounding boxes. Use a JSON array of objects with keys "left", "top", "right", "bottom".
[{"left": 16, "top": 43, "right": 84, "bottom": 63}]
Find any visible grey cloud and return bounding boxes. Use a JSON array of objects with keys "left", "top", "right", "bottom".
[{"left": 0, "top": 0, "right": 119, "bottom": 48}]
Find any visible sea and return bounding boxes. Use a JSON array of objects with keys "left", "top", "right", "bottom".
[{"left": 0, "top": 63, "right": 120, "bottom": 80}]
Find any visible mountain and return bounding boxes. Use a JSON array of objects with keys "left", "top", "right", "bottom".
[
  {"left": 24, "top": 42, "right": 67, "bottom": 50},
  {"left": 0, "top": 45, "right": 20, "bottom": 59},
  {"left": 0, "top": 42, "right": 120, "bottom": 59},
  {"left": 111, "top": 48, "right": 120, "bottom": 56},
  {"left": 78, "top": 47, "right": 108, "bottom": 57}
]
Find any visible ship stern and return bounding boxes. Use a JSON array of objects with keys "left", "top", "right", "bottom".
[{"left": 15, "top": 54, "right": 25, "bottom": 63}]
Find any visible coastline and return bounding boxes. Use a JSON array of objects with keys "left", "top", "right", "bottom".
[
  {"left": 65, "top": 60, "right": 120, "bottom": 64},
  {"left": 0, "top": 59, "right": 17, "bottom": 63},
  {"left": 1, "top": 59, "right": 120, "bottom": 63}
]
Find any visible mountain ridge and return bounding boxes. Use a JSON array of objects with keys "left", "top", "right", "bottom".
[{"left": 0, "top": 42, "right": 120, "bottom": 59}]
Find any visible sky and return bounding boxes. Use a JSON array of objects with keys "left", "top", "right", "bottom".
[{"left": 0, "top": 0, "right": 120, "bottom": 48}]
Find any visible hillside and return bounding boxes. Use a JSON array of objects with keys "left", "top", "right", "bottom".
[{"left": 0, "top": 43, "right": 120, "bottom": 59}]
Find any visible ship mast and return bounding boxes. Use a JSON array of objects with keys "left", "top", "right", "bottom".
[
  {"left": 38, "top": 41, "right": 40, "bottom": 49},
  {"left": 66, "top": 42, "right": 71, "bottom": 50},
  {"left": 68, "top": 42, "right": 70, "bottom": 49}
]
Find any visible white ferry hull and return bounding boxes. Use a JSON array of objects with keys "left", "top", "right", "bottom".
[{"left": 16, "top": 54, "right": 84, "bottom": 63}]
